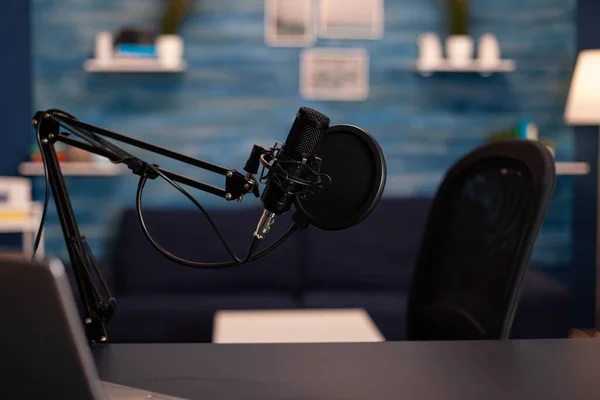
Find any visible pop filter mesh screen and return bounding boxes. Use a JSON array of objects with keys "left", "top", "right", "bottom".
[{"left": 296, "top": 127, "right": 383, "bottom": 230}]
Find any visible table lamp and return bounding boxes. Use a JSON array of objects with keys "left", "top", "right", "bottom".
[
  {"left": 564, "top": 49, "right": 600, "bottom": 328},
  {"left": 565, "top": 50, "right": 600, "bottom": 125}
]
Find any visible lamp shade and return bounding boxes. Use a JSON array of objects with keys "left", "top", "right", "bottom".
[{"left": 565, "top": 50, "right": 600, "bottom": 125}]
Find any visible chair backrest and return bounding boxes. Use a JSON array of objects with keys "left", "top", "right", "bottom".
[{"left": 406, "top": 139, "right": 556, "bottom": 340}]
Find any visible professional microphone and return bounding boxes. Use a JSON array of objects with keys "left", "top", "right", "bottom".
[{"left": 254, "top": 107, "right": 331, "bottom": 239}]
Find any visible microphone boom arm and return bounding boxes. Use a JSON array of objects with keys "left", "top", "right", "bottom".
[
  {"left": 32, "top": 110, "right": 260, "bottom": 343},
  {"left": 45, "top": 112, "right": 258, "bottom": 200}
]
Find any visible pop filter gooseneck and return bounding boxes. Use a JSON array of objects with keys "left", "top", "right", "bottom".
[{"left": 294, "top": 124, "right": 387, "bottom": 231}]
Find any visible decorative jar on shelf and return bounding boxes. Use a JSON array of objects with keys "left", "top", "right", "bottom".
[
  {"left": 477, "top": 33, "right": 501, "bottom": 68},
  {"left": 446, "top": 36, "right": 474, "bottom": 67},
  {"left": 67, "top": 146, "right": 92, "bottom": 162},
  {"left": 418, "top": 33, "right": 443, "bottom": 70},
  {"left": 157, "top": 35, "right": 183, "bottom": 68}
]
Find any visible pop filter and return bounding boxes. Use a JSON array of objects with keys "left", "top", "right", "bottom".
[{"left": 294, "top": 124, "right": 386, "bottom": 231}]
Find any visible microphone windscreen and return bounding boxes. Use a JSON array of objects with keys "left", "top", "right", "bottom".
[
  {"left": 294, "top": 125, "right": 386, "bottom": 231},
  {"left": 285, "top": 107, "right": 330, "bottom": 159}
]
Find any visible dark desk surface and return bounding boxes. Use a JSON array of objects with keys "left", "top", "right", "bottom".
[{"left": 94, "top": 339, "right": 600, "bottom": 400}]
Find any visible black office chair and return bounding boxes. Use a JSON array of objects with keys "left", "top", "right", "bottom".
[{"left": 406, "top": 139, "right": 556, "bottom": 340}]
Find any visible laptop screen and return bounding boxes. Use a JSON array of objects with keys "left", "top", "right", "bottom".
[{"left": 0, "top": 257, "right": 104, "bottom": 399}]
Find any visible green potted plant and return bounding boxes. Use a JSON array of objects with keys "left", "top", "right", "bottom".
[
  {"left": 444, "top": 0, "right": 473, "bottom": 67},
  {"left": 487, "top": 120, "right": 556, "bottom": 158},
  {"left": 157, "top": 0, "right": 193, "bottom": 67},
  {"left": 161, "top": 0, "right": 193, "bottom": 35}
]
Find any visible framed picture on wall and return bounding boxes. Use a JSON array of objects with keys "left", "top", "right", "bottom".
[
  {"left": 300, "top": 48, "right": 369, "bottom": 101},
  {"left": 265, "top": 0, "right": 316, "bottom": 47},
  {"left": 318, "top": 0, "right": 384, "bottom": 39}
]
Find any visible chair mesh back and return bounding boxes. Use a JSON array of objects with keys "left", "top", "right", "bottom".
[{"left": 406, "top": 140, "right": 556, "bottom": 340}]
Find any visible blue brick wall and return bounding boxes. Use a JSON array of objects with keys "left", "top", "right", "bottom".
[{"left": 31, "top": 0, "right": 576, "bottom": 266}]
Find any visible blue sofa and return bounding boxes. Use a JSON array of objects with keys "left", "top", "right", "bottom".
[{"left": 102, "top": 198, "right": 571, "bottom": 343}]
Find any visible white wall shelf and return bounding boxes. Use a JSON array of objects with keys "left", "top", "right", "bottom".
[
  {"left": 84, "top": 59, "right": 186, "bottom": 73},
  {"left": 84, "top": 32, "right": 186, "bottom": 73},
  {"left": 417, "top": 33, "right": 516, "bottom": 77},
  {"left": 415, "top": 60, "right": 516, "bottom": 77},
  {"left": 19, "top": 162, "right": 124, "bottom": 177},
  {"left": 555, "top": 162, "right": 590, "bottom": 176}
]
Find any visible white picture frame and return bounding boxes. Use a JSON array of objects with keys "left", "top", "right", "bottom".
[
  {"left": 265, "top": 0, "right": 316, "bottom": 47},
  {"left": 300, "top": 48, "right": 369, "bottom": 101},
  {"left": 318, "top": 0, "right": 384, "bottom": 40}
]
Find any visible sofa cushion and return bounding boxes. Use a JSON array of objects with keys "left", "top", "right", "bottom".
[
  {"left": 108, "top": 292, "right": 299, "bottom": 343},
  {"left": 302, "top": 291, "right": 408, "bottom": 341},
  {"left": 303, "top": 198, "right": 432, "bottom": 291},
  {"left": 112, "top": 207, "right": 301, "bottom": 295},
  {"left": 302, "top": 269, "right": 570, "bottom": 341},
  {"left": 512, "top": 269, "right": 571, "bottom": 339}
]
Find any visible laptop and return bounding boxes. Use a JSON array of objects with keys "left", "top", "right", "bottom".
[{"left": 0, "top": 256, "right": 185, "bottom": 399}]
